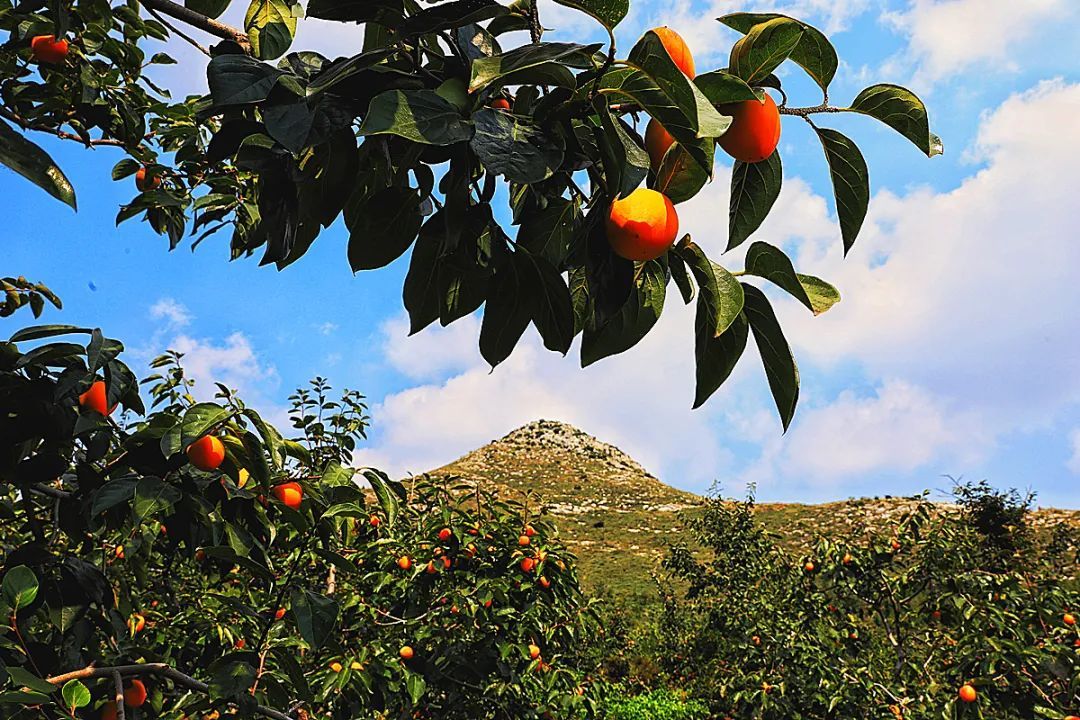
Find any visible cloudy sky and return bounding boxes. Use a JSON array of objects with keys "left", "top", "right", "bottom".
[{"left": 4, "top": 0, "right": 1079, "bottom": 507}]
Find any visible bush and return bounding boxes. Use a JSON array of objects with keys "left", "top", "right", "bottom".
[
  {"left": 655, "top": 488, "right": 1080, "bottom": 719},
  {"left": 603, "top": 688, "right": 709, "bottom": 720},
  {"left": 0, "top": 323, "right": 602, "bottom": 719}
]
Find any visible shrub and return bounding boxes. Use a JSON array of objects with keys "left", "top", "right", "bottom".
[{"left": 604, "top": 688, "right": 709, "bottom": 720}]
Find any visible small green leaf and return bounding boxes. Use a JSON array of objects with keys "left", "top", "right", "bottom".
[
  {"left": 0, "top": 120, "right": 76, "bottom": 210},
  {"left": 61, "top": 680, "right": 91, "bottom": 711},
  {"left": 847, "top": 83, "right": 941, "bottom": 157},
  {"left": 728, "top": 151, "right": 782, "bottom": 250},
  {"left": 363, "top": 468, "right": 404, "bottom": 525},
  {"left": 694, "top": 70, "right": 758, "bottom": 106},
  {"left": 742, "top": 283, "right": 799, "bottom": 429},
  {"left": 2, "top": 566, "right": 38, "bottom": 610},
  {"left": 744, "top": 241, "right": 840, "bottom": 314},
  {"left": 111, "top": 159, "right": 140, "bottom": 181},
  {"left": 593, "top": 98, "right": 649, "bottom": 198},
  {"left": 654, "top": 137, "right": 712, "bottom": 204},
  {"left": 728, "top": 17, "right": 804, "bottom": 86},
  {"left": 358, "top": 90, "right": 473, "bottom": 145},
  {"left": 406, "top": 671, "right": 427, "bottom": 705},
  {"left": 815, "top": 127, "right": 869, "bottom": 255}
]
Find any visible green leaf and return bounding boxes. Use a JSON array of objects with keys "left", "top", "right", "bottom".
[
  {"left": 207, "top": 55, "right": 283, "bottom": 107},
  {"left": 593, "top": 99, "right": 649, "bottom": 198},
  {"left": 207, "top": 659, "right": 258, "bottom": 700},
  {"left": 133, "top": 476, "right": 182, "bottom": 518},
  {"left": 479, "top": 255, "right": 532, "bottom": 367},
  {"left": 2, "top": 566, "right": 38, "bottom": 610},
  {"left": 470, "top": 109, "right": 564, "bottom": 184},
  {"left": 0, "top": 690, "right": 51, "bottom": 704},
  {"left": 186, "top": 0, "right": 231, "bottom": 19},
  {"left": 403, "top": 211, "right": 444, "bottom": 334},
  {"left": 602, "top": 31, "right": 730, "bottom": 172},
  {"left": 469, "top": 42, "right": 600, "bottom": 93},
  {"left": 406, "top": 671, "right": 427, "bottom": 705},
  {"left": 180, "top": 402, "right": 230, "bottom": 450},
  {"left": 693, "top": 312, "right": 748, "bottom": 409},
  {"left": 517, "top": 196, "right": 580, "bottom": 267},
  {"left": 815, "top": 127, "right": 869, "bottom": 255},
  {"left": 552, "top": 0, "right": 628, "bottom": 29},
  {"left": 728, "top": 151, "right": 782, "bottom": 250},
  {"left": 9, "top": 324, "right": 91, "bottom": 343},
  {"left": 307, "top": 0, "right": 403, "bottom": 25},
  {"left": 744, "top": 241, "right": 840, "bottom": 314},
  {"left": 111, "top": 159, "right": 140, "bottom": 181},
  {"left": 400, "top": 0, "right": 506, "bottom": 35},
  {"left": 358, "top": 90, "right": 473, "bottom": 145},
  {"left": 90, "top": 476, "right": 139, "bottom": 516},
  {"left": 61, "top": 680, "right": 91, "bottom": 711},
  {"left": 518, "top": 250, "right": 574, "bottom": 354},
  {"left": 694, "top": 70, "right": 758, "bottom": 105},
  {"left": 0, "top": 120, "right": 76, "bottom": 210},
  {"left": 728, "top": 16, "right": 804, "bottom": 86},
  {"left": 5, "top": 667, "right": 55, "bottom": 694},
  {"left": 847, "top": 83, "right": 942, "bottom": 157},
  {"left": 720, "top": 13, "right": 837, "bottom": 93},
  {"left": 582, "top": 258, "right": 666, "bottom": 366},
  {"left": 291, "top": 589, "right": 339, "bottom": 649},
  {"left": 245, "top": 0, "right": 298, "bottom": 60},
  {"left": 654, "top": 137, "right": 711, "bottom": 204},
  {"left": 675, "top": 238, "right": 743, "bottom": 337},
  {"left": 742, "top": 283, "right": 799, "bottom": 429},
  {"left": 347, "top": 187, "right": 422, "bottom": 271},
  {"left": 363, "top": 468, "right": 403, "bottom": 525}
]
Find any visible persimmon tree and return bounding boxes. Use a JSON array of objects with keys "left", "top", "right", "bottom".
[
  {"left": 0, "top": 324, "right": 601, "bottom": 719},
  {"left": 0, "top": 0, "right": 940, "bottom": 425}
]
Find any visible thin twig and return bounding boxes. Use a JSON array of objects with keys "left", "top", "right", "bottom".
[
  {"left": 777, "top": 104, "right": 845, "bottom": 117},
  {"left": 527, "top": 0, "right": 541, "bottom": 43},
  {"left": 0, "top": 106, "right": 129, "bottom": 148},
  {"left": 143, "top": 3, "right": 211, "bottom": 56},
  {"left": 140, "top": 0, "right": 251, "bottom": 53},
  {"left": 113, "top": 672, "right": 126, "bottom": 720}
]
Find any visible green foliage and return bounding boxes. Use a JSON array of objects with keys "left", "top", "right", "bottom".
[
  {"left": 0, "top": 322, "right": 602, "bottom": 719},
  {"left": 652, "top": 486, "right": 1080, "bottom": 719},
  {"left": 0, "top": 0, "right": 940, "bottom": 423},
  {"left": 603, "top": 688, "right": 708, "bottom": 720}
]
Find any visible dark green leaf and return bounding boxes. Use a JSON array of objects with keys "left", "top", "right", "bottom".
[
  {"left": 90, "top": 476, "right": 138, "bottom": 516},
  {"left": 654, "top": 137, "right": 711, "bottom": 204},
  {"left": 111, "top": 159, "right": 140, "bottom": 181},
  {"left": 582, "top": 258, "right": 666, "bottom": 366},
  {"left": 848, "top": 83, "right": 941, "bottom": 157},
  {"left": 291, "top": 589, "right": 339, "bottom": 649},
  {"left": 403, "top": 211, "right": 444, "bottom": 334},
  {"left": 5, "top": 667, "right": 55, "bottom": 694},
  {"left": 207, "top": 55, "right": 283, "bottom": 106},
  {"left": 207, "top": 659, "right": 258, "bottom": 700},
  {"left": 359, "top": 90, "right": 473, "bottom": 145},
  {"left": 479, "top": 255, "right": 532, "bottom": 367},
  {"left": 133, "top": 476, "right": 182, "bottom": 518},
  {"left": 815, "top": 127, "right": 868, "bottom": 254},
  {"left": 744, "top": 241, "right": 839, "bottom": 314},
  {"left": 518, "top": 250, "right": 574, "bottom": 354},
  {"left": 593, "top": 99, "right": 649, "bottom": 198},
  {"left": 674, "top": 238, "right": 743, "bottom": 337},
  {"left": 693, "top": 312, "right": 748, "bottom": 409},
  {"left": 470, "top": 109, "right": 564, "bottom": 184},
  {"left": 347, "top": 186, "right": 422, "bottom": 271},
  {"left": 406, "top": 671, "right": 427, "bottom": 705},
  {"left": 728, "top": 16, "right": 804, "bottom": 86},
  {"left": 186, "top": 0, "right": 231, "bottom": 19},
  {"left": 363, "top": 468, "right": 403, "bottom": 525},
  {"left": 306, "top": 0, "right": 403, "bottom": 25},
  {"left": 469, "top": 42, "right": 600, "bottom": 93},
  {"left": 0, "top": 120, "right": 76, "bottom": 210},
  {"left": 728, "top": 151, "right": 781, "bottom": 250},
  {"left": 742, "top": 283, "right": 799, "bottom": 429},
  {"left": 720, "top": 13, "right": 837, "bottom": 93},
  {"left": 9, "top": 325, "right": 91, "bottom": 342},
  {"left": 516, "top": 196, "right": 580, "bottom": 266},
  {"left": 400, "top": 0, "right": 506, "bottom": 35}
]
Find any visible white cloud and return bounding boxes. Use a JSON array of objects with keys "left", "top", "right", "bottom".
[
  {"left": 315, "top": 322, "right": 338, "bottom": 336},
  {"left": 883, "top": 0, "right": 1077, "bottom": 88},
  {"left": 149, "top": 298, "right": 192, "bottom": 329},
  {"left": 380, "top": 315, "right": 484, "bottom": 381}
]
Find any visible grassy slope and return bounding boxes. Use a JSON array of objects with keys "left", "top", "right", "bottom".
[{"left": 430, "top": 420, "right": 1080, "bottom": 604}]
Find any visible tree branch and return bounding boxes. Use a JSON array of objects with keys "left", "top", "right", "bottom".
[
  {"left": 0, "top": 106, "right": 130, "bottom": 148},
  {"left": 777, "top": 103, "right": 845, "bottom": 117},
  {"left": 527, "top": 0, "right": 541, "bottom": 43},
  {"left": 140, "top": 0, "right": 251, "bottom": 54},
  {"left": 46, "top": 664, "right": 294, "bottom": 720},
  {"left": 143, "top": 3, "right": 212, "bottom": 57}
]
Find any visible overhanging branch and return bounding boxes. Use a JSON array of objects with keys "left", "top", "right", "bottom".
[{"left": 140, "top": 0, "right": 251, "bottom": 54}]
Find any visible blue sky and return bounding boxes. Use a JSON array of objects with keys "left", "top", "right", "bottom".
[{"left": 4, "top": 0, "right": 1079, "bottom": 508}]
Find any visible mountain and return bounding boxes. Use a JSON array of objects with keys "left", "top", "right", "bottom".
[{"left": 429, "top": 420, "right": 1080, "bottom": 603}]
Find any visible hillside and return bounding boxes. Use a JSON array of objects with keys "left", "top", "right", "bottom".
[{"left": 430, "top": 420, "right": 1080, "bottom": 602}]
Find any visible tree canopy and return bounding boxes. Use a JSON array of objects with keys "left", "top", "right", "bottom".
[{"left": 0, "top": 0, "right": 940, "bottom": 425}]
